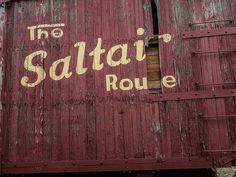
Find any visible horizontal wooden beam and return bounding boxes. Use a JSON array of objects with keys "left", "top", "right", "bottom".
[{"left": 2, "top": 157, "right": 213, "bottom": 174}]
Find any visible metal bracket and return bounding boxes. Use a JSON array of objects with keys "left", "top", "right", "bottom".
[
  {"left": 199, "top": 115, "right": 236, "bottom": 120},
  {"left": 189, "top": 19, "right": 233, "bottom": 26},
  {"left": 151, "top": 89, "right": 236, "bottom": 102},
  {"left": 204, "top": 149, "right": 236, "bottom": 153},
  {"left": 192, "top": 49, "right": 236, "bottom": 55},
  {"left": 195, "top": 82, "right": 236, "bottom": 89},
  {"left": 182, "top": 27, "right": 236, "bottom": 39}
]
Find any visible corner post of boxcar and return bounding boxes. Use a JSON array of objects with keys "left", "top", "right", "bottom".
[{"left": 0, "top": 1, "right": 7, "bottom": 175}]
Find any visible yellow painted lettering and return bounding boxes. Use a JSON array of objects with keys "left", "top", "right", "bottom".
[
  {"left": 37, "top": 28, "right": 49, "bottom": 40},
  {"left": 135, "top": 77, "right": 147, "bottom": 90},
  {"left": 51, "top": 28, "right": 63, "bottom": 38},
  {"left": 119, "top": 78, "right": 133, "bottom": 91},
  {"left": 162, "top": 75, "right": 177, "bottom": 88},
  {"left": 89, "top": 38, "right": 105, "bottom": 71},
  {"left": 74, "top": 42, "right": 87, "bottom": 75},
  {"left": 20, "top": 50, "right": 47, "bottom": 88},
  {"left": 159, "top": 33, "right": 172, "bottom": 43},
  {"left": 49, "top": 56, "right": 72, "bottom": 81},
  {"left": 106, "top": 74, "right": 118, "bottom": 91},
  {"left": 134, "top": 28, "right": 146, "bottom": 61},
  {"left": 107, "top": 44, "right": 131, "bottom": 67},
  {"left": 27, "top": 26, "right": 37, "bottom": 40}
]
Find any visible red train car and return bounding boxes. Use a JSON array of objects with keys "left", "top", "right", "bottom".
[{"left": 0, "top": 0, "right": 236, "bottom": 176}]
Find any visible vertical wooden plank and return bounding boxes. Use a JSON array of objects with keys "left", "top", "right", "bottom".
[
  {"left": 137, "top": 0, "right": 147, "bottom": 159},
  {"left": 157, "top": 0, "right": 177, "bottom": 94},
  {"left": 0, "top": 6, "right": 5, "bottom": 173},
  {"left": 159, "top": 102, "right": 171, "bottom": 158},
  {"left": 227, "top": 0, "right": 236, "bottom": 149},
  {"left": 152, "top": 102, "right": 161, "bottom": 159},
  {"left": 83, "top": 0, "right": 97, "bottom": 160},
  {"left": 117, "top": 0, "right": 134, "bottom": 159},
  {"left": 145, "top": 102, "right": 155, "bottom": 158},
  {"left": 7, "top": 28, "right": 21, "bottom": 162},
  {"left": 187, "top": 100, "right": 201, "bottom": 156},
  {"left": 103, "top": 0, "right": 116, "bottom": 159},
  {"left": 215, "top": 0, "right": 236, "bottom": 150},
  {"left": 171, "top": 0, "right": 194, "bottom": 92},
  {"left": 40, "top": 0, "right": 53, "bottom": 161},
  {"left": 58, "top": 0, "right": 71, "bottom": 161},
  {"left": 156, "top": 1, "right": 182, "bottom": 158},
  {"left": 2, "top": 0, "right": 14, "bottom": 164},
  {"left": 134, "top": 0, "right": 146, "bottom": 159},
  {"left": 46, "top": 0, "right": 64, "bottom": 161},
  {"left": 110, "top": 0, "right": 125, "bottom": 159},
  {"left": 92, "top": 0, "right": 106, "bottom": 160},
  {"left": 77, "top": 0, "right": 87, "bottom": 160},
  {"left": 126, "top": 0, "right": 135, "bottom": 159},
  {"left": 66, "top": 0, "right": 77, "bottom": 161}
]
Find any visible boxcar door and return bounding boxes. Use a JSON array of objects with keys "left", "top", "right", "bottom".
[{"left": 157, "top": 0, "right": 236, "bottom": 165}]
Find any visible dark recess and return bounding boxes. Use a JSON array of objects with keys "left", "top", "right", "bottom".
[{"left": 151, "top": 0, "right": 158, "bottom": 35}]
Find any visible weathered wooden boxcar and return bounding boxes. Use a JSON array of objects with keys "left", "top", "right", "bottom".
[{"left": 0, "top": 0, "right": 236, "bottom": 176}]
